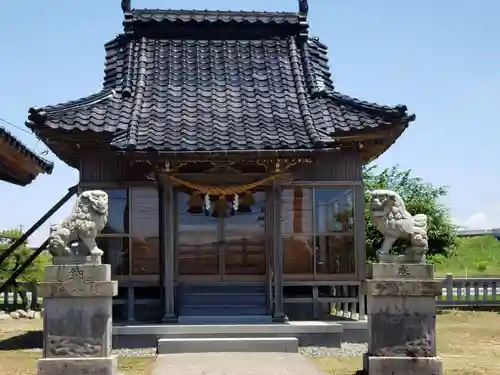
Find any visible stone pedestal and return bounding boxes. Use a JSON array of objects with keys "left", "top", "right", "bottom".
[
  {"left": 362, "top": 262, "right": 443, "bottom": 375},
  {"left": 36, "top": 255, "right": 118, "bottom": 375}
]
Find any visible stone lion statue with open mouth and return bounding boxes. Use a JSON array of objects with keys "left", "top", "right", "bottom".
[
  {"left": 48, "top": 190, "right": 109, "bottom": 257},
  {"left": 370, "top": 189, "right": 429, "bottom": 262}
]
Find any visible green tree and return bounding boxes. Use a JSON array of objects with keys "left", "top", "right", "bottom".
[
  {"left": 0, "top": 228, "right": 49, "bottom": 283},
  {"left": 363, "top": 165, "right": 458, "bottom": 260}
]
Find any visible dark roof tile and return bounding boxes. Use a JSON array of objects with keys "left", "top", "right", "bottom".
[{"left": 27, "top": 7, "right": 414, "bottom": 157}]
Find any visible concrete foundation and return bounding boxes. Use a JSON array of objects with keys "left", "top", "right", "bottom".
[
  {"left": 37, "top": 357, "right": 118, "bottom": 375},
  {"left": 113, "top": 321, "right": 346, "bottom": 350},
  {"left": 366, "top": 356, "right": 443, "bottom": 375},
  {"left": 37, "top": 255, "right": 118, "bottom": 375},
  {"left": 363, "top": 262, "right": 443, "bottom": 375}
]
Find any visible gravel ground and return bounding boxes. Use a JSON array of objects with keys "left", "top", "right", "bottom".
[
  {"left": 112, "top": 347, "right": 157, "bottom": 357},
  {"left": 21, "top": 343, "right": 366, "bottom": 357},
  {"left": 111, "top": 344, "right": 367, "bottom": 357},
  {"left": 300, "top": 342, "right": 367, "bottom": 357}
]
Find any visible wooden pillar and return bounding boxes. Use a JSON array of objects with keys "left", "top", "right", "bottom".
[
  {"left": 272, "top": 180, "right": 287, "bottom": 322},
  {"left": 354, "top": 184, "right": 367, "bottom": 319},
  {"left": 161, "top": 178, "right": 177, "bottom": 323}
]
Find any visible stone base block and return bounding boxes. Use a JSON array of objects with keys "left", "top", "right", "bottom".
[
  {"left": 366, "top": 356, "right": 443, "bottom": 375},
  {"left": 52, "top": 255, "right": 102, "bottom": 265},
  {"left": 157, "top": 337, "right": 299, "bottom": 354},
  {"left": 369, "top": 263, "right": 434, "bottom": 280},
  {"left": 37, "top": 356, "right": 117, "bottom": 375}
]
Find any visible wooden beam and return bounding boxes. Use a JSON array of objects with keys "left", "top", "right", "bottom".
[{"left": 0, "top": 140, "right": 43, "bottom": 176}]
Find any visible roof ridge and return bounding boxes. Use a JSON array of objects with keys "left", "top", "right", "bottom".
[
  {"left": 121, "top": 38, "right": 136, "bottom": 96},
  {"left": 132, "top": 9, "right": 299, "bottom": 16},
  {"left": 122, "top": 8, "right": 306, "bottom": 38},
  {"left": 29, "top": 89, "right": 114, "bottom": 116},
  {"left": 287, "top": 37, "right": 322, "bottom": 147},
  {"left": 124, "top": 37, "right": 148, "bottom": 150},
  {"left": 327, "top": 91, "right": 415, "bottom": 119}
]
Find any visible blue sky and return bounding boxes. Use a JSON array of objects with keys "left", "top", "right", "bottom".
[{"left": 0, "top": 1, "right": 499, "bottom": 245}]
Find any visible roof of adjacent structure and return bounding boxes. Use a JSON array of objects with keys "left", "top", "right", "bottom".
[
  {"left": 27, "top": 3, "right": 415, "bottom": 164},
  {"left": 0, "top": 126, "right": 53, "bottom": 186}
]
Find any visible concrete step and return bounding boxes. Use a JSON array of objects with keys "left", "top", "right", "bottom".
[
  {"left": 113, "top": 321, "right": 346, "bottom": 349},
  {"left": 179, "top": 292, "right": 267, "bottom": 305},
  {"left": 177, "top": 315, "right": 273, "bottom": 324},
  {"left": 179, "top": 305, "right": 268, "bottom": 316},
  {"left": 157, "top": 337, "right": 299, "bottom": 354},
  {"left": 179, "top": 284, "right": 266, "bottom": 294}
]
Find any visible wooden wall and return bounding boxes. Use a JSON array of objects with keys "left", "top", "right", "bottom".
[
  {"left": 294, "top": 149, "right": 363, "bottom": 182},
  {"left": 78, "top": 149, "right": 363, "bottom": 184}
]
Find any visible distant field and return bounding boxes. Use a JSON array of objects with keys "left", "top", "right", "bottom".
[{"left": 433, "top": 236, "right": 500, "bottom": 277}]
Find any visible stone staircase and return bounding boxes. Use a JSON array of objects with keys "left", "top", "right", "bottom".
[
  {"left": 112, "top": 283, "right": 356, "bottom": 354},
  {"left": 113, "top": 321, "right": 347, "bottom": 353},
  {"left": 177, "top": 283, "right": 270, "bottom": 324}
]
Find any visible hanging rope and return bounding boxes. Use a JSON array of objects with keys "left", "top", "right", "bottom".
[
  {"left": 165, "top": 161, "right": 299, "bottom": 194},
  {"left": 167, "top": 173, "right": 279, "bottom": 195}
]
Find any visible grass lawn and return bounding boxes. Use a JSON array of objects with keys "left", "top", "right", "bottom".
[
  {"left": 312, "top": 309, "right": 500, "bottom": 375},
  {"left": 1, "top": 310, "right": 499, "bottom": 375},
  {"left": 0, "top": 319, "right": 155, "bottom": 375},
  {"left": 433, "top": 236, "right": 500, "bottom": 277}
]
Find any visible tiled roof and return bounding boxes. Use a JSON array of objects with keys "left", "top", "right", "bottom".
[
  {"left": 28, "top": 90, "right": 128, "bottom": 133},
  {"left": 0, "top": 126, "right": 53, "bottom": 185},
  {"left": 110, "top": 37, "right": 326, "bottom": 151},
  {"left": 127, "top": 9, "right": 301, "bottom": 25},
  {"left": 27, "top": 7, "right": 414, "bottom": 157}
]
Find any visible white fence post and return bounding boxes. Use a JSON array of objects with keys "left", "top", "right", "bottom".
[{"left": 445, "top": 273, "right": 454, "bottom": 302}]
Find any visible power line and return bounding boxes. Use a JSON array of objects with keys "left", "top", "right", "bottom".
[
  {"left": 0, "top": 115, "right": 33, "bottom": 136},
  {"left": 0, "top": 115, "right": 50, "bottom": 156}
]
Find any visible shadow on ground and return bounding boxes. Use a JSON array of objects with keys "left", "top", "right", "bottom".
[{"left": 0, "top": 331, "right": 42, "bottom": 350}]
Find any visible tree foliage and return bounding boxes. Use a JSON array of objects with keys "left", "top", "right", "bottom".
[
  {"left": 363, "top": 165, "right": 458, "bottom": 260},
  {"left": 0, "top": 228, "right": 49, "bottom": 283}
]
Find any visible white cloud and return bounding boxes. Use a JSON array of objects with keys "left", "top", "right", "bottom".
[
  {"left": 463, "top": 212, "right": 491, "bottom": 229},
  {"left": 462, "top": 211, "right": 500, "bottom": 230}
]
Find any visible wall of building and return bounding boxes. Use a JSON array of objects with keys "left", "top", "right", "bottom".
[
  {"left": 78, "top": 149, "right": 366, "bottom": 322},
  {"left": 78, "top": 148, "right": 364, "bottom": 184}
]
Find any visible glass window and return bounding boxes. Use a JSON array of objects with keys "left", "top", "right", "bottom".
[
  {"left": 282, "top": 187, "right": 357, "bottom": 277},
  {"left": 178, "top": 232, "right": 219, "bottom": 276},
  {"left": 178, "top": 191, "right": 219, "bottom": 233},
  {"left": 225, "top": 232, "right": 267, "bottom": 275},
  {"left": 314, "top": 188, "right": 354, "bottom": 234},
  {"left": 99, "top": 237, "right": 130, "bottom": 276},
  {"left": 315, "top": 235, "right": 355, "bottom": 275},
  {"left": 283, "top": 235, "right": 314, "bottom": 274},
  {"left": 281, "top": 188, "right": 313, "bottom": 234},
  {"left": 131, "top": 237, "right": 160, "bottom": 275},
  {"left": 224, "top": 191, "right": 266, "bottom": 234},
  {"left": 101, "top": 189, "right": 129, "bottom": 234},
  {"left": 130, "top": 187, "right": 159, "bottom": 239},
  {"left": 130, "top": 187, "right": 160, "bottom": 275}
]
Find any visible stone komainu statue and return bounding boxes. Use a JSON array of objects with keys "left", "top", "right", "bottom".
[
  {"left": 48, "top": 190, "right": 109, "bottom": 257},
  {"left": 370, "top": 189, "right": 429, "bottom": 261}
]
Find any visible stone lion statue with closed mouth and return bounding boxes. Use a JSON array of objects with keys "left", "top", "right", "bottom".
[
  {"left": 48, "top": 190, "right": 109, "bottom": 257},
  {"left": 370, "top": 189, "right": 429, "bottom": 262}
]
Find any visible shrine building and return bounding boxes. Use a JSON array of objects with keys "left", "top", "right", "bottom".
[{"left": 26, "top": 1, "right": 414, "bottom": 324}]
